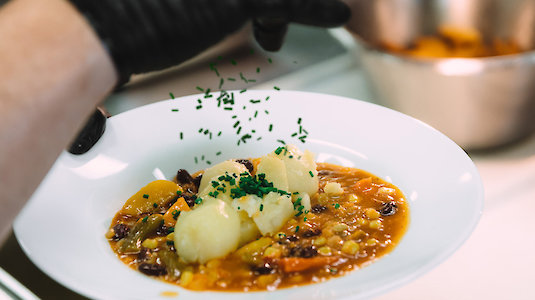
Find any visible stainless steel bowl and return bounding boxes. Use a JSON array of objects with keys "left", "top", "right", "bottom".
[{"left": 344, "top": 0, "right": 535, "bottom": 149}]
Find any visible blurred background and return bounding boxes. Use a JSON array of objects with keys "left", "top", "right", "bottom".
[{"left": 1, "top": 0, "right": 535, "bottom": 299}]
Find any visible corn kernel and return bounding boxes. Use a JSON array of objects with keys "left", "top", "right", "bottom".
[
  {"left": 263, "top": 247, "right": 281, "bottom": 259},
  {"left": 317, "top": 193, "right": 330, "bottom": 205},
  {"left": 206, "top": 259, "right": 221, "bottom": 269},
  {"left": 141, "top": 238, "right": 158, "bottom": 249},
  {"left": 327, "top": 235, "right": 343, "bottom": 248},
  {"left": 105, "top": 228, "right": 115, "bottom": 239},
  {"left": 341, "top": 240, "right": 360, "bottom": 255},
  {"left": 180, "top": 271, "right": 194, "bottom": 287},
  {"left": 166, "top": 232, "right": 175, "bottom": 241},
  {"left": 317, "top": 246, "right": 332, "bottom": 255},
  {"left": 365, "top": 208, "right": 381, "bottom": 219},
  {"left": 351, "top": 229, "right": 365, "bottom": 239},
  {"left": 369, "top": 220, "right": 383, "bottom": 229},
  {"left": 324, "top": 182, "right": 344, "bottom": 195},
  {"left": 313, "top": 236, "right": 327, "bottom": 246},
  {"left": 331, "top": 222, "right": 349, "bottom": 233},
  {"left": 257, "top": 274, "right": 277, "bottom": 288},
  {"left": 348, "top": 194, "right": 360, "bottom": 203},
  {"left": 356, "top": 218, "right": 368, "bottom": 226},
  {"left": 366, "top": 238, "right": 378, "bottom": 246}
]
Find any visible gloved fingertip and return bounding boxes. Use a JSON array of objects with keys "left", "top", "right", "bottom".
[{"left": 253, "top": 19, "right": 288, "bottom": 51}]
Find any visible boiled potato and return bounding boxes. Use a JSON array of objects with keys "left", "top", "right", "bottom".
[
  {"left": 256, "top": 155, "right": 289, "bottom": 192},
  {"left": 198, "top": 160, "right": 249, "bottom": 202},
  {"left": 269, "top": 144, "right": 319, "bottom": 196},
  {"left": 121, "top": 180, "right": 182, "bottom": 216},
  {"left": 253, "top": 192, "right": 294, "bottom": 235},
  {"left": 237, "top": 210, "right": 260, "bottom": 247},
  {"left": 174, "top": 198, "right": 240, "bottom": 263}
]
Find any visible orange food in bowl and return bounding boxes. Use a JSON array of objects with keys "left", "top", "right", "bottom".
[{"left": 380, "top": 25, "right": 522, "bottom": 58}]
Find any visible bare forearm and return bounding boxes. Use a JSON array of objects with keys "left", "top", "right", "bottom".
[{"left": 0, "top": 0, "right": 117, "bottom": 242}]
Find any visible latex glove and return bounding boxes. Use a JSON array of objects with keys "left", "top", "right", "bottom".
[{"left": 70, "top": 0, "right": 351, "bottom": 85}]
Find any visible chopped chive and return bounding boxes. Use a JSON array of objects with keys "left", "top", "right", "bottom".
[
  {"left": 256, "top": 67, "right": 261, "bottom": 73},
  {"left": 259, "top": 204, "right": 264, "bottom": 211},
  {"left": 166, "top": 240, "right": 174, "bottom": 245},
  {"left": 194, "top": 157, "right": 198, "bottom": 164},
  {"left": 196, "top": 105, "right": 202, "bottom": 110},
  {"left": 230, "top": 59, "right": 237, "bottom": 65},
  {"left": 152, "top": 203, "right": 158, "bottom": 208},
  {"left": 176, "top": 190, "right": 182, "bottom": 195},
  {"left": 277, "top": 139, "right": 286, "bottom": 145},
  {"left": 334, "top": 203, "right": 340, "bottom": 209},
  {"left": 254, "top": 111, "right": 258, "bottom": 118},
  {"left": 219, "top": 78, "right": 224, "bottom": 89},
  {"left": 233, "top": 121, "right": 240, "bottom": 128},
  {"left": 218, "top": 131, "right": 222, "bottom": 136},
  {"left": 216, "top": 151, "right": 222, "bottom": 156},
  {"left": 291, "top": 132, "right": 298, "bottom": 137},
  {"left": 309, "top": 171, "right": 314, "bottom": 177},
  {"left": 237, "top": 126, "right": 242, "bottom": 134},
  {"left": 198, "top": 128, "right": 203, "bottom": 133},
  {"left": 142, "top": 216, "right": 148, "bottom": 222},
  {"left": 250, "top": 99, "right": 261, "bottom": 104},
  {"left": 206, "top": 161, "right": 212, "bottom": 165},
  {"left": 171, "top": 108, "right": 179, "bottom": 112},
  {"left": 240, "top": 89, "right": 247, "bottom": 93},
  {"left": 274, "top": 86, "right": 280, "bottom": 91},
  {"left": 169, "top": 92, "right": 175, "bottom": 99},
  {"left": 143, "top": 194, "right": 149, "bottom": 199},
  {"left": 196, "top": 86, "right": 204, "bottom": 92},
  {"left": 298, "top": 117, "right": 302, "bottom": 124},
  {"left": 232, "top": 115, "right": 237, "bottom": 119},
  {"left": 265, "top": 96, "right": 270, "bottom": 101},
  {"left": 227, "top": 77, "right": 236, "bottom": 81},
  {"left": 269, "top": 124, "right": 273, "bottom": 132},
  {"left": 295, "top": 225, "right": 300, "bottom": 233},
  {"left": 265, "top": 110, "right": 269, "bottom": 114},
  {"left": 224, "top": 107, "right": 233, "bottom": 111},
  {"left": 268, "top": 58, "right": 272, "bottom": 63}
]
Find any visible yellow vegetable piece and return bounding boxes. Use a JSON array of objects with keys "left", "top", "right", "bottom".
[{"left": 121, "top": 180, "right": 182, "bottom": 216}]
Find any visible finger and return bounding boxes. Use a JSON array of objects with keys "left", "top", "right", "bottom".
[
  {"left": 246, "top": 0, "right": 351, "bottom": 28},
  {"left": 253, "top": 17, "right": 289, "bottom": 51}
]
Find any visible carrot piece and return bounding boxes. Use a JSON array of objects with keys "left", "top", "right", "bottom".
[
  {"left": 163, "top": 197, "right": 190, "bottom": 227},
  {"left": 354, "top": 177, "right": 374, "bottom": 194},
  {"left": 277, "top": 256, "right": 341, "bottom": 273}
]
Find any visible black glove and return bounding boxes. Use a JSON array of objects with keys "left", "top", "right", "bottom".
[{"left": 70, "top": 0, "right": 351, "bottom": 85}]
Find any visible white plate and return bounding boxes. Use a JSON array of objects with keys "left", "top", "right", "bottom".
[{"left": 14, "top": 90, "right": 483, "bottom": 300}]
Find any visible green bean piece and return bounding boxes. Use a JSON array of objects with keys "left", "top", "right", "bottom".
[
  {"left": 159, "top": 247, "right": 186, "bottom": 280},
  {"left": 118, "top": 214, "right": 164, "bottom": 254}
]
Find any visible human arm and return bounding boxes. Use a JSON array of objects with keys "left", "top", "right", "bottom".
[
  {"left": 0, "top": 0, "right": 117, "bottom": 242},
  {"left": 0, "top": 0, "right": 350, "bottom": 244}
]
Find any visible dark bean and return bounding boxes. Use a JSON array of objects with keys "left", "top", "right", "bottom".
[
  {"left": 235, "top": 159, "right": 254, "bottom": 173},
  {"left": 318, "top": 169, "right": 332, "bottom": 176},
  {"left": 289, "top": 245, "right": 317, "bottom": 258},
  {"left": 111, "top": 224, "right": 130, "bottom": 241},
  {"left": 379, "top": 202, "right": 398, "bottom": 216},
  {"left": 311, "top": 204, "right": 328, "bottom": 214},
  {"left": 287, "top": 235, "right": 299, "bottom": 242},
  {"left": 175, "top": 169, "right": 194, "bottom": 185},
  {"left": 182, "top": 194, "right": 197, "bottom": 207},
  {"left": 251, "top": 263, "right": 274, "bottom": 275},
  {"left": 155, "top": 224, "right": 168, "bottom": 236},
  {"left": 138, "top": 263, "right": 167, "bottom": 276},
  {"left": 301, "top": 229, "right": 322, "bottom": 238},
  {"left": 192, "top": 175, "right": 203, "bottom": 190},
  {"left": 136, "top": 248, "right": 150, "bottom": 262}
]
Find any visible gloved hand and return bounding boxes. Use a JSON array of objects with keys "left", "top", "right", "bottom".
[{"left": 70, "top": 0, "right": 351, "bottom": 85}]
